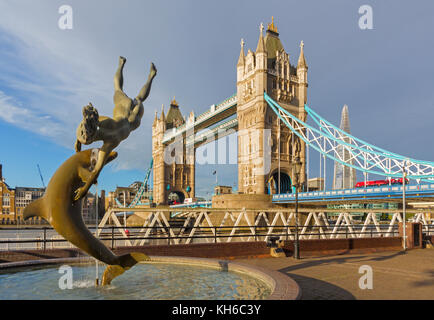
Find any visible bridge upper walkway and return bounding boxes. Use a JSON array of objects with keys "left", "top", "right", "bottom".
[{"left": 162, "top": 94, "right": 237, "bottom": 144}]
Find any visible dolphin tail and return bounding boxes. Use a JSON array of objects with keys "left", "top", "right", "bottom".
[
  {"left": 101, "top": 252, "right": 151, "bottom": 285},
  {"left": 23, "top": 198, "right": 47, "bottom": 221}
]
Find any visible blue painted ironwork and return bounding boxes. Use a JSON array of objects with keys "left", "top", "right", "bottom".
[
  {"left": 116, "top": 159, "right": 153, "bottom": 209},
  {"left": 170, "top": 201, "right": 212, "bottom": 209},
  {"left": 272, "top": 183, "right": 434, "bottom": 203},
  {"left": 264, "top": 92, "right": 434, "bottom": 180}
]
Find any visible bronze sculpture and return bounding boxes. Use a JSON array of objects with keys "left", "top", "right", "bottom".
[{"left": 24, "top": 57, "right": 157, "bottom": 285}]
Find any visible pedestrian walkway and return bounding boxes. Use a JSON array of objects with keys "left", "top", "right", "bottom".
[{"left": 240, "top": 249, "right": 434, "bottom": 300}]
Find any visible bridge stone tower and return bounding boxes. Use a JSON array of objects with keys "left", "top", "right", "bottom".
[
  {"left": 152, "top": 98, "right": 195, "bottom": 205},
  {"left": 152, "top": 18, "right": 308, "bottom": 204},
  {"left": 236, "top": 18, "right": 308, "bottom": 194}
]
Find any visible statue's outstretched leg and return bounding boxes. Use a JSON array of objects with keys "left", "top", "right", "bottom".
[
  {"left": 113, "top": 56, "right": 135, "bottom": 120},
  {"left": 127, "top": 62, "right": 157, "bottom": 130},
  {"left": 135, "top": 62, "right": 157, "bottom": 103},
  {"left": 114, "top": 56, "right": 126, "bottom": 92}
]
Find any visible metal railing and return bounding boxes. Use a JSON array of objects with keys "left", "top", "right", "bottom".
[{"left": 2, "top": 223, "right": 431, "bottom": 251}]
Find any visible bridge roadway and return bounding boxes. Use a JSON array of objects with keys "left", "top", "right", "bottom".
[
  {"left": 164, "top": 184, "right": 434, "bottom": 209},
  {"left": 166, "top": 184, "right": 434, "bottom": 208},
  {"left": 272, "top": 183, "right": 434, "bottom": 204}
]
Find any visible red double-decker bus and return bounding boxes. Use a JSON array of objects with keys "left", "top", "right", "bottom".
[{"left": 355, "top": 178, "right": 409, "bottom": 188}]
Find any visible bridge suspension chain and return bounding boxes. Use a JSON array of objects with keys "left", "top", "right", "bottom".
[{"left": 264, "top": 92, "right": 434, "bottom": 181}]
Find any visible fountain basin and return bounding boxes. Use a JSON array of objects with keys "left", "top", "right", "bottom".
[{"left": 0, "top": 256, "right": 300, "bottom": 300}]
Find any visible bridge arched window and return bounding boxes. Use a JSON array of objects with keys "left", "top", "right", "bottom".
[{"left": 280, "top": 139, "right": 287, "bottom": 154}]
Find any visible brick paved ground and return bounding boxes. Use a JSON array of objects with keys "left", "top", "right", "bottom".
[{"left": 239, "top": 248, "right": 434, "bottom": 300}]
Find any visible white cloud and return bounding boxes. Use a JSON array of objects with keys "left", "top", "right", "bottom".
[
  {"left": 0, "top": 90, "right": 68, "bottom": 141},
  {"left": 0, "top": 1, "right": 166, "bottom": 170}
]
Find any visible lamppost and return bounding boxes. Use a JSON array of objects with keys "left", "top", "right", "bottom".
[
  {"left": 293, "top": 157, "right": 303, "bottom": 260},
  {"left": 402, "top": 161, "right": 408, "bottom": 251},
  {"left": 95, "top": 183, "right": 99, "bottom": 286}
]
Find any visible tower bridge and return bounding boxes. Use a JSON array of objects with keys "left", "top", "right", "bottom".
[{"left": 151, "top": 17, "right": 434, "bottom": 208}]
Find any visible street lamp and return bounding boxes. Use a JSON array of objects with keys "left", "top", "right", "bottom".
[
  {"left": 293, "top": 157, "right": 303, "bottom": 260},
  {"left": 402, "top": 161, "right": 408, "bottom": 251}
]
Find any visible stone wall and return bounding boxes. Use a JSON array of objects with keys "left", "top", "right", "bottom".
[
  {"left": 0, "top": 237, "right": 406, "bottom": 264},
  {"left": 212, "top": 193, "right": 276, "bottom": 209}
]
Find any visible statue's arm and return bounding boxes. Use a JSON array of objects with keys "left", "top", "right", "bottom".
[
  {"left": 75, "top": 140, "right": 82, "bottom": 152},
  {"left": 73, "top": 143, "right": 114, "bottom": 201},
  {"left": 78, "top": 166, "right": 92, "bottom": 184}
]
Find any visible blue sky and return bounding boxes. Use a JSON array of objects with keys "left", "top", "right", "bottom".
[{"left": 1, "top": 1, "right": 434, "bottom": 198}]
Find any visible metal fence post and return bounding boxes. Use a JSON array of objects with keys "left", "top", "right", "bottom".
[
  {"left": 111, "top": 226, "right": 114, "bottom": 249},
  {"left": 43, "top": 227, "right": 47, "bottom": 251}
]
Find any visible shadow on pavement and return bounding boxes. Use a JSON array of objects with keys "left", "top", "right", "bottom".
[
  {"left": 411, "top": 270, "right": 434, "bottom": 287},
  {"left": 368, "top": 250, "right": 406, "bottom": 262},
  {"left": 276, "top": 251, "right": 407, "bottom": 300},
  {"left": 278, "top": 255, "right": 366, "bottom": 273},
  {"left": 285, "top": 272, "right": 356, "bottom": 300},
  {"left": 280, "top": 250, "right": 405, "bottom": 273}
]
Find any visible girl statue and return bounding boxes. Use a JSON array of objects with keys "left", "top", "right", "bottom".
[{"left": 74, "top": 56, "right": 157, "bottom": 201}]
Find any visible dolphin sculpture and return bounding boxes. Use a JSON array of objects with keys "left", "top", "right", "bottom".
[{"left": 23, "top": 148, "right": 149, "bottom": 285}]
